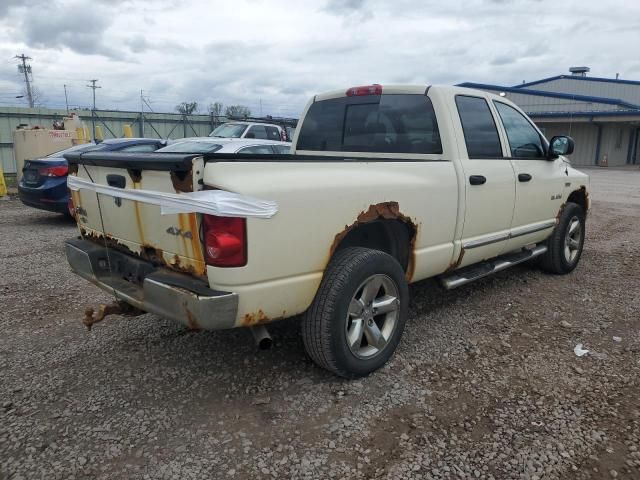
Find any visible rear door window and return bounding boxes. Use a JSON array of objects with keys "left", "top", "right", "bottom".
[
  {"left": 296, "top": 94, "right": 442, "bottom": 154},
  {"left": 455, "top": 95, "right": 503, "bottom": 158}
]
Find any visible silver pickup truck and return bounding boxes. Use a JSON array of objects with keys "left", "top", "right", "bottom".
[{"left": 65, "top": 84, "right": 589, "bottom": 378}]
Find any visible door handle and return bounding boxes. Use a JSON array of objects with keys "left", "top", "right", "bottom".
[
  {"left": 106, "top": 174, "right": 126, "bottom": 189},
  {"left": 518, "top": 173, "right": 532, "bottom": 182},
  {"left": 469, "top": 175, "right": 486, "bottom": 185}
]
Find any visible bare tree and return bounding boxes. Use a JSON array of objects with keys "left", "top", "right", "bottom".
[
  {"left": 208, "top": 101, "right": 224, "bottom": 117},
  {"left": 225, "top": 105, "right": 251, "bottom": 118},
  {"left": 208, "top": 101, "right": 224, "bottom": 128},
  {"left": 175, "top": 101, "right": 198, "bottom": 115}
]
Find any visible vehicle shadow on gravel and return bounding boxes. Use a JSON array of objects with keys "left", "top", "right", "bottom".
[
  {"left": 25, "top": 214, "right": 75, "bottom": 226},
  {"left": 74, "top": 264, "right": 543, "bottom": 397}
]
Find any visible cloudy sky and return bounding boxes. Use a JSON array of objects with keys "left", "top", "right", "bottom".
[{"left": 0, "top": 0, "right": 638, "bottom": 117}]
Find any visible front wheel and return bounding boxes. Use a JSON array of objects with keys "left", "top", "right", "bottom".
[
  {"left": 539, "top": 202, "right": 586, "bottom": 274},
  {"left": 302, "top": 247, "right": 409, "bottom": 378}
]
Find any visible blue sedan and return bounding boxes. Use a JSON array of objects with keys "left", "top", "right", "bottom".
[{"left": 19, "top": 138, "right": 165, "bottom": 216}]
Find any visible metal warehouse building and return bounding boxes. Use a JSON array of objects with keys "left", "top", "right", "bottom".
[{"left": 460, "top": 67, "right": 640, "bottom": 167}]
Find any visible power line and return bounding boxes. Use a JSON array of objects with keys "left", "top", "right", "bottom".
[{"left": 15, "top": 54, "right": 34, "bottom": 108}]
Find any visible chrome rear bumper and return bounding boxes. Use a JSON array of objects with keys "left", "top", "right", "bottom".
[{"left": 65, "top": 238, "right": 238, "bottom": 330}]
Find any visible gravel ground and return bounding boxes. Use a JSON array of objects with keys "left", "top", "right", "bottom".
[{"left": 1, "top": 167, "right": 639, "bottom": 480}]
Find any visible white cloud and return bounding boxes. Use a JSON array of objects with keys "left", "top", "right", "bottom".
[{"left": 0, "top": 0, "right": 638, "bottom": 116}]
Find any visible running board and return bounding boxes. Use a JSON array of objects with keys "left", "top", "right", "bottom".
[{"left": 439, "top": 245, "right": 547, "bottom": 290}]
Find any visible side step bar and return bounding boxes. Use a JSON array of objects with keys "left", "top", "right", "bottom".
[{"left": 439, "top": 245, "right": 547, "bottom": 290}]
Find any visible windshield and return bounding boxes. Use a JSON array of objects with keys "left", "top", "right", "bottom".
[
  {"left": 209, "top": 123, "right": 247, "bottom": 138},
  {"left": 46, "top": 143, "right": 104, "bottom": 158},
  {"left": 157, "top": 141, "right": 222, "bottom": 153}
]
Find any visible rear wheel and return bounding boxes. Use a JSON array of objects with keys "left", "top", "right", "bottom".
[
  {"left": 302, "top": 247, "right": 409, "bottom": 378},
  {"left": 539, "top": 202, "right": 586, "bottom": 274}
]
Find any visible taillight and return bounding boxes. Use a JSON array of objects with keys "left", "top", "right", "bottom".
[
  {"left": 38, "top": 165, "right": 68, "bottom": 177},
  {"left": 203, "top": 215, "right": 247, "bottom": 267},
  {"left": 346, "top": 84, "right": 383, "bottom": 97}
]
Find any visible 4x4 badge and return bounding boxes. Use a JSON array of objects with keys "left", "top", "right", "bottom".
[{"left": 166, "top": 226, "right": 193, "bottom": 239}]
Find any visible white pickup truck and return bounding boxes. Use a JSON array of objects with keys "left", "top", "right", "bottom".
[{"left": 64, "top": 84, "right": 589, "bottom": 378}]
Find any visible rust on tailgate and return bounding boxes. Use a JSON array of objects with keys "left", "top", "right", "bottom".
[
  {"left": 170, "top": 169, "right": 193, "bottom": 193},
  {"left": 80, "top": 227, "right": 206, "bottom": 277}
]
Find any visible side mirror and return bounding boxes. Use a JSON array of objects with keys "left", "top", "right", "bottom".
[{"left": 548, "top": 135, "right": 575, "bottom": 159}]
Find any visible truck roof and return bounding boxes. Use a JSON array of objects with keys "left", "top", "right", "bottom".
[{"left": 313, "top": 84, "right": 508, "bottom": 102}]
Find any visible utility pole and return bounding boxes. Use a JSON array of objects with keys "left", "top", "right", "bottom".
[
  {"left": 64, "top": 84, "right": 69, "bottom": 114},
  {"left": 15, "top": 54, "right": 34, "bottom": 108},
  {"left": 87, "top": 79, "right": 101, "bottom": 140},
  {"left": 140, "top": 89, "right": 145, "bottom": 137}
]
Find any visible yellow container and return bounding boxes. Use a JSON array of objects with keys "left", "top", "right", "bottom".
[
  {"left": 12, "top": 129, "right": 77, "bottom": 182},
  {"left": 0, "top": 166, "right": 7, "bottom": 197}
]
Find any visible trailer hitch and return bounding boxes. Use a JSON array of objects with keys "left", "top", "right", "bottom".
[{"left": 82, "top": 301, "right": 144, "bottom": 331}]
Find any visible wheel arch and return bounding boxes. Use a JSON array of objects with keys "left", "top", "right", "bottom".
[
  {"left": 329, "top": 202, "right": 417, "bottom": 281},
  {"left": 566, "top": 185, "right": 589, "bottom": 213}
]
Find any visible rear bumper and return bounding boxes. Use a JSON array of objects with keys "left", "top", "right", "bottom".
[
  {"left": 18, "top": 184, "right": 69, "bottom": 214},
  {"left": 65, "top": 238, "right": 238, "bottom": 330}
]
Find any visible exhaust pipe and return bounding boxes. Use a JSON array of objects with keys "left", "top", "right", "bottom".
[{"left": 250, "top": 325, "right": 273, "bottom": 350}]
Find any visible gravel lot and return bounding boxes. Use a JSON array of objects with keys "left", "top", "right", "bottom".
[{"left": 1, "top": 167, "right": 639, "bottom": 480}]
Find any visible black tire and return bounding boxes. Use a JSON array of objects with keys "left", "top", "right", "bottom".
[
  {"left": 302, "top": 247, "right": 409, "bottom": 378},
  {"left": 539, "top": 202, "right": 586, "bottom": 274}
]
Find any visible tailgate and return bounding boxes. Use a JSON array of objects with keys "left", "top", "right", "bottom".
[{"left": 67, "top": 152, "right": 207, "bottom": 277}]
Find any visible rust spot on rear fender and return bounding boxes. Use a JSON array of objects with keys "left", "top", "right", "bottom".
[
  {"left": 242, "top": 309, "right": 270, "bottom": 327},
  {"left": 329, "top": 201, "right": 418, "bottom": 282}
]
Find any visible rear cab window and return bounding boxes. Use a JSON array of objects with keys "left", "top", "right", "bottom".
[
  {"left": 296, "top": 94, "right": 442, "bottom": 154},
  {"left": 455, "top": 95, "right": 503, "bottom": 158}
]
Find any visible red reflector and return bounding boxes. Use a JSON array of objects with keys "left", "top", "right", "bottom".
[
  {"left": 346, "top": 84, "right": 383, "bottom": 97},
  {"left": 38, "top": 165, "right": 68, "bottom": 177},
  {"left": 203, "top": 215, "right": 247, "bottom": 267}
]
